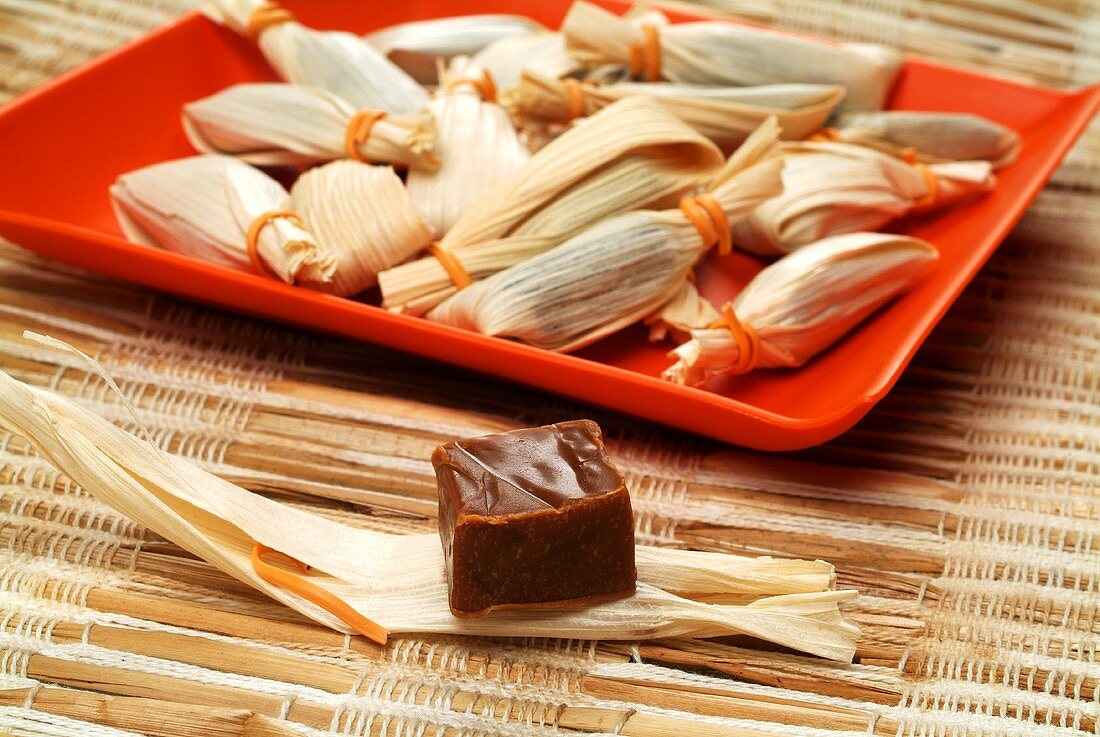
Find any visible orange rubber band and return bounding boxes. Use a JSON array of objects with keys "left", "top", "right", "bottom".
[
  {"left": 446, "top": 70, "right": 498, "bottom": 103},
  {"left": 428, "top": 243, "right": 472, "bottom": 290},
  {"left": 246, "top": 2, "right": 295, "bottom": 39},
  {"left": 344, "top": 109, "right": 387, "bottom": 162},
  {"left": 805, "top": 127, "right": 841, "bottom": 143},
  {"left": 679, "top": 194, "right": 732, "bottom": 256},
  {"left": 628, "top": 24, "right": 661, "bottom": 81},
  {"left": 562, "top": 79, "right": 594, "bottom": 122},
  {"left": 246, "top": 210, "right": 302, "bottom": 278},
  {"left": 897, "top": 147, "right": 918, "bottom": 164},
  {"left": 251, "top": 544, "right": 389, "bottom": 645},
  {"left": 911, "top": 162, "right": 939, "bottom": 208},
  {"left": 707, "top": 303, "right": 760, "bottom": 375}
]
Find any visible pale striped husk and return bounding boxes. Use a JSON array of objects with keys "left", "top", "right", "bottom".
[
  {"left": 182, "top": 83, "right": 439, "bottom": 170},
  {"left": 731, "top": 141, "right": 996, "bottom": 256},
  {"left": 833, "top": 110, "right": 1022, "bottom": 168},
  {"left": 427, "top": 119, "right": 784, "bottom": 352},
  {"left": 378, "top": 96, "right": 725, "bottom": 316},
  {"left": 472, "top": 32, "right": 582, "bottom": 93},
  {"left": 202, "top": 0, "right": 430, "bottom": 114},
  {"left": 507, "top": 70, "right": 847, "bottom": 150},
  {"left": 562, "top": 0, "right": 902, "bottom": 112},
  {"left": 404, "top": 58, "right": 531, "bottom": 236},
  {"left": 110, "top": 154, "right": 334, "bottom": 287},
  {"left": 365, "top": 14, "right": 546, "bottom": 84},
  {"left": 0, "top": 346, "right": 859, "bottom": 661},
  {"left": 664, "top": 232, "right": 938, "bottom": 386}
]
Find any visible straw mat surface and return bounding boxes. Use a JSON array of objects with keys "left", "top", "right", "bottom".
[{"left": 0, "top": 2, "right": 1096, "bottom": 736}]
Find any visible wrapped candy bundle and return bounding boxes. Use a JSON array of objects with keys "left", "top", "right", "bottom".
[
  {"left": 183, "top": 83, "right": 439, "bottom": 170},
  {"left": 111, "top": 154, "right": 333, "bottom": 287},
  {"left": 0, "top": 342, "right": 858, "bottom": 659},
  {"left": 366, "top": 15, "right": 547, "bottom": 84},
  {"left": 203, "top": 0, "right": 429, "bottom": 114},
  {"left": 732, "top": 141, "right": 995, "bottom": 256},
  {"left": 379, "top": 96, "right": 725, "bottom": 315},
  {"left": 111, "top": 155, "right": 431, "bottom": 296},
  {"left": 428, "top": 118, "right": 784, "bottom": 352},
  {"left": 507, "top": 71, "right": 847, "bottom": 150},
  {"left": 561, "top": 0, "right": 902, "bottom": 112},
  {"left": 405, "top": 58, "right": 531, "bottom": 235},
  {"left": 664, "top": 233, "right": 938, "bottom": 386},
  {"left": 818, "top": 111, "right": 1021, "bottom": 168}
]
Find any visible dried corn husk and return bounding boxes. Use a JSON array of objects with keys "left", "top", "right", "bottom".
[
  {"left": 366, "top": 15, "right": 547, "bottom": 84},
  {"left": 645, "top": 280, "right": 721, "bottom": 343},
  {"left": 562, "top": 0, "right": 902, "bottom": 111},
  {"left": 203, "top": 0, "right": 429, "bottom": 114},
  {"left": 378, "top": 96, "right": 725, "bottom": 315},
  {"left": 182, "top": 83, "right": 439, "bottom": 170},
  {"left": 405, "top": 58, "right": 530, "bottom": 236},
  {"left": 110, "top": 154, "right": 334, "bottom": 286},
  {"left": 732, "top": 141, "right": 995, "bottom": 256},
  {"left": 290, "top": 161, "right": 434, "bottom": 296},
  {"left": 428, "top": 119, "right": 784, "bottom": 352},
  {"left": 472, "top": 32, "right": 583, "bottom": 94},
  {"left": 831, "top": 111, "right": 1021, "bottom": 168},
  {"left": 507, "top": 70, "right": 846, "bottom": 150},
  {"left": 664, "top": 233, "right": 937, "bottom": 386},
  {"left": 0, "top": 341, "right": 859, "bottom": 661}
]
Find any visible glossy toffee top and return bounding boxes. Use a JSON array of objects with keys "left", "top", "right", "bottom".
[{"left": 433, "top": 420, "right": 637, "bottom": 617}]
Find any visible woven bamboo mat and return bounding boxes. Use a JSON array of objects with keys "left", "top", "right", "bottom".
[{"left": 0, "top": 2, "right": 1097, "bottom": 736}]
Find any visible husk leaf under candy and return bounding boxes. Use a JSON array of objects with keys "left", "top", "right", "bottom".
[
  {"left": 561, "top": 0, "right": 902, "bottom": 112},
  {"left": 427, "top": 118, "right": 784, "bottom": 352},
  {"left": 731, "top": 141, "right": 995, "bottom": 256},
  {"left": 507, "top": 71, "right": 847, "bottom": 151},
  {"left": 203, "top": 0, "right": 430, "bottom": 114},
  {"left": 110, "top": 154, "right": 334, "bottom": 287},
  {"left": 182, "top": 83, "right": 439, "bottom": 170},
  {"left": 379, "top": 96, "right": 725, "bottom": 316},
  {"left": 0, "top": 341, "right": 859, "bottom": 661},
  {"left": 664, "top": 232, "right": 938, "bottom": 386},
  {"left": 405, "top": 58, "right": 530, "bottom": 236},
  {"left": 366, "top": 14, "right": 546, "bottom": 84}
]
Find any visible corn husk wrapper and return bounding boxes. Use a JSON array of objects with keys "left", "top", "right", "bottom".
[
  {"left": 428, "top": 119, "right": 784, "bottom": 352},
  {"left": 732, "top": 141, "right": 996, "bottom": 256},
  {"left": 290, "top": 161, "right": 434, "bottom": 296},
  {"left": 664, "top": 233, "right": 938, "bottom": 386},
  {"left": 110, "top": 154, "right": 334, "bottom": 287},
  {"left": 366, "top": 15, "right": 547, "bottom": 85},
  {"left": 379, "top": 96, "right": 725, "bottom": 316},
  {"left": 645, "top": 280, "right": 722, "bottom": 343},
  {"left": 0, "top": 342, "right": 859, "bottom": 661},
  {"left": 833, "top": 111, "right": 1021, "bottom": 168},
  {"left": 405, "top": 59, "right": 530, "bottom": 236},
  {"left": 507, "top": 71, "right": 847, "bottom": 150},
  {"left": 203, "top": 0, "right": 429, "bottom": 114},
  {"left": 182, "top": 83, "right": 439, "bottom": 170},
  {"left": 471, "top": 32, "right": 583, "bottom": 94},
  {"left": 562, "top": 0, "right": 902, "bottom": 112}
]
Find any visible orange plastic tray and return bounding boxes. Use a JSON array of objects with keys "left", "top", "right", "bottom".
[{"left": 0, "top": 1, "right": 1097, "bottom": 450}]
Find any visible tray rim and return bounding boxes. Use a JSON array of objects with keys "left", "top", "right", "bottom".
[{"left": 1, "top": 3, "right": 1098, "bottom": 450}]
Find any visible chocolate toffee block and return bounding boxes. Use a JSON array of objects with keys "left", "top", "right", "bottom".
[{"left": 432, "top": 420, "right": 637, "bottom": 617}]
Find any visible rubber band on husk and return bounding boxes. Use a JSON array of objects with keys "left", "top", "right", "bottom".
[
  {"left": 910, "top": 162, "right": 939, "bottom": 208},
  {"left": 345, "top": 109, "right": 387, "bottom": 162},
  {"left": 428, "top": 243, "right": 472, "bottom": 289},
  {"left": 562, "top": 79, "right": 594, "bottom": 122},
  {"left": 446, "top": 70, "right": 498, "bottom": 103},
  {"left": 805, "top": 127, "right": 841, "bottom": 142},
  {"left": 246, "top": 2, "right": 295, "bottom": 39},
  {"left": 251, "top": 544, "right": 389, "bottom": 645},
  {"left": 628, "top": 24, "right": 661, "bottom": 81},
  {"left": 679, "top": 195, "right": 732, "bottom": 255},
  {"left": 246, "top": 210, "right": 303, "bottom": 279},
  {"left": 708, "top": 303, "right": 760, "bottom": 375}
]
